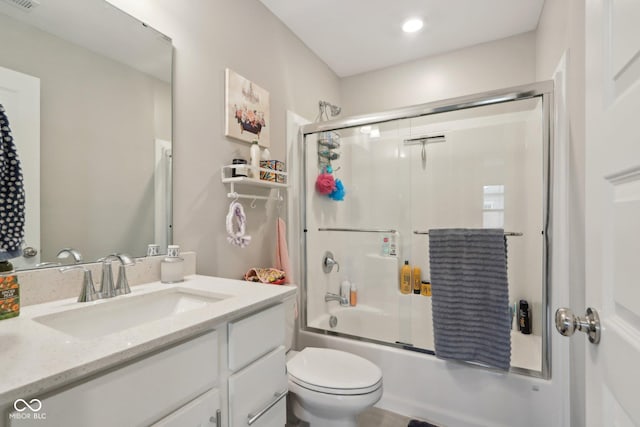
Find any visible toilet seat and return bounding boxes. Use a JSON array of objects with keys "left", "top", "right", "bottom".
[{"left": 287, "top": 347, "right": 382, "bottom": 396}]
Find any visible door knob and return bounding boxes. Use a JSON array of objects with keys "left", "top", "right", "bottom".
[
  {"left": 555, "top": 307, "right": 601, "bottom": 344},
  {"left": 23, "top": 246, "right": 38, "bottom": 258}
]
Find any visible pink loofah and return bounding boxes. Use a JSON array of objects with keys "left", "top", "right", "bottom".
[{"left": 315, "top": 172, "right": 336, "bottom": 195}]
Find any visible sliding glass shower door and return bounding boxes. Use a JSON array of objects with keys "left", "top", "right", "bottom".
[{"left": 302, "top": 89, "right": 548, "bottom": 377}]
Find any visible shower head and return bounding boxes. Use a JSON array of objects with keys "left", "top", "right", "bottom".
[{"left": 318, "top": 100, "right": 341, "bottom": 120}]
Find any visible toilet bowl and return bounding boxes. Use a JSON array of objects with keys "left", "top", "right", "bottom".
[{"left": 286, "top": 347, "right": 383, "bottom": 427}]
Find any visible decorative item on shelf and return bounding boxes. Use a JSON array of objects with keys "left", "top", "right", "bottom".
[
  {"left": 249, "top": 140, "right": 260, "bottom": 178},
  {"left": 243, "top": 267, "right": 286, "bottom": 285},
  {"left": 260, "top": 160, "right": 286, "bottom": 183},
  {"left": 225, "top": 69, "right": 270, "bottom": 147},
  {"left": 232, "top": 158, "right": 248, "bottom": 177}
]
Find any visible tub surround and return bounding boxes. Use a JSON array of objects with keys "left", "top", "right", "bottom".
[{"left": 0, "top": 273, "right": 296, "bottom": 409}]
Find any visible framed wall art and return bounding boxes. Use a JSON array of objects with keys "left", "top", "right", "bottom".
[{"left": 225, "top": 68, "right": 270, "bottom": 147}]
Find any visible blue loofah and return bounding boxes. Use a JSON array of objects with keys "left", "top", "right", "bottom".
[{"left": 329, "top": 179, "right": 345, "bottom": 201}]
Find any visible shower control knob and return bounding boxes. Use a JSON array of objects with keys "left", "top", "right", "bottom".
[{"left": 555, "top": 307, "right": 601, "bottom": 344}]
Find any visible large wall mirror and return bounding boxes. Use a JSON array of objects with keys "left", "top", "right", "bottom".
[{"left": 0, "top": 0, "right": 173, "bottom": 270}]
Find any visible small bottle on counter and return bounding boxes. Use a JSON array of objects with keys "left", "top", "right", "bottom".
[
  {"left": 350, "top": 282, "right": 357, "bottom": 306},
  {"left": 161, "top": 245, "right": 184, "bottom": 283},
  {"left": 0, "top": 261, "right": 19, "bottom": 321}
]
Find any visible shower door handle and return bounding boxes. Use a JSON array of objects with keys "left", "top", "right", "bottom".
[{"left": 555, "top": 307, "right": 601, "bottom": 344}]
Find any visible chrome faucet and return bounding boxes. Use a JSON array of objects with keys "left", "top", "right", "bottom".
[
  {"left": 98, "top": 254, "right": 135, "bottom": 298},
  {"left": 60, "top": 265, "right": 98, "bottom": 302},
  {"left": 57, "top": 248, "right": 83, "bottom": 264},
  {"left": 325, "top": 292, "right": 349, "bottom": 307}
]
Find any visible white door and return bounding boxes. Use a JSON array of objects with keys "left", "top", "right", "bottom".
[
  {"left": 0, "top": 66, "right": 40, "bottom": 268},
  {"left": 583, "top": 1, "right": 640, "bottom": 425}
]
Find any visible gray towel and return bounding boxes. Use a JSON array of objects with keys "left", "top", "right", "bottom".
[{"left": 428, "top": 228, "right": 511, "bottom": 371}]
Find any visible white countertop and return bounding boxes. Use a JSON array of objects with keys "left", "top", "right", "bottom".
[{"left": 0, "top": 275, "right": 296, "bottom": 404}]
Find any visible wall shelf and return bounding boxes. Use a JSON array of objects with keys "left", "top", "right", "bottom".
[{"left": 221, "top": 165, "right": 288, "bottom": 201}]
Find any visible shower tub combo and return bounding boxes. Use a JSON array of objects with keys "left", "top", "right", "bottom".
[{"left": 291, "top": 82, "right": 567, "bottom": 427}]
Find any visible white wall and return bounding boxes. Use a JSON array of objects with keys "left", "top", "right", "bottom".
[
  {"left": 536, "top": 1, "right": 586, "bottom": 426},
  {"left": 106, "top": 0, "right": 341, "bottom": 279},
  {"left": 340, "top": 31, "right": 536, "bottom": 116}
]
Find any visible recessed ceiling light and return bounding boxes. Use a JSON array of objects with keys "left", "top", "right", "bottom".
[{"left": 402, "top": 18, "right": 423, "bottom": 33}]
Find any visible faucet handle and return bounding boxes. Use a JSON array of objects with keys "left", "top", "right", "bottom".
[
  {"left": 114, "top": 255, "right": 136, "bottom": 296},
  {"left": 60, "top": 266, "right": 98, "bottom": 302}
]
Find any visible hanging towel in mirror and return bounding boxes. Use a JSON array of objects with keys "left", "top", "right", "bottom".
[
  {"left": 0, "top": 104, "right": 26, "bottom": 261},
  {"left": 428, "top": 228, "right": 511, "bottom": 371}
]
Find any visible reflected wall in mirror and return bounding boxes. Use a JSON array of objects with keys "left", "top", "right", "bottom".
[{"left": 0, "top": 0, "right": 173, "bottom": 270}]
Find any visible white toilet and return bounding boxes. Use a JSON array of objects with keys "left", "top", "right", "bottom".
[{"left": 284, "top": 302, "right": 383, "bottom": 426}]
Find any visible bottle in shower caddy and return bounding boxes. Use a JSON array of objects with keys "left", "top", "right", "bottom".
[
  {"left": 519, "top": 299, "right": 532, "bottom": 334},
  {"left": 400, "top": 261, "right": 412, "bottom": 294},
  {"left": 340, "top": 279, "right": 351, "bottom": 306},
  {"left": 350, "top": 282, "right": 357, "bottom": 307},
  {"left": 413, "top": 266, "right": 421, "bottom": 294}
]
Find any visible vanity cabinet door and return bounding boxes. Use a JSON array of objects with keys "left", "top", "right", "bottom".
[
  {"left": 151, "top": 388, "right": 220, "bottom": 427},
  {"left": 228, "top": 346, "right": 287, "bottom": 427},
  {"left": 8, "top": 331, "right": 218, "bottom": 427}
]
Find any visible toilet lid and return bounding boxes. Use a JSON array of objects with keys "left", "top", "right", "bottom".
[{"left": 287, "top": 347, "right": 382, "bottom": 395}]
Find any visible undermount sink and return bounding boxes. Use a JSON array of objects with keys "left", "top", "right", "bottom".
[{"left": 34, "top": 288, "right": 230, "bottom": 340}]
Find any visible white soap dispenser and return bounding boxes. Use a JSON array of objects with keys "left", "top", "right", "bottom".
[{"left": 161, "top": 245, "right": 184, "bottom": 283}]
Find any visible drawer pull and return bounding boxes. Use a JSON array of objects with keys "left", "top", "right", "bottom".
[{"left": 247, "top": 389, "right": 288, "bottom": 425}]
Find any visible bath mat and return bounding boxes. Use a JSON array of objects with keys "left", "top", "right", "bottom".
[{"left": 408, "top": 420, "right": 440, "bottom": 427}]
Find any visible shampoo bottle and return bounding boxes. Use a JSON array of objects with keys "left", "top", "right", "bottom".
[
  {"left": 519, "top": 299, "right": 532, "bottom": 334},
  {"left": 413, "top": 266, "right": 421, "bottom": 294},
  {"left": 400, "top": 261, "right": 412, "bottom": 294},
  {"left": 350, "top": 282, "right": 357, "bottom": 306}
]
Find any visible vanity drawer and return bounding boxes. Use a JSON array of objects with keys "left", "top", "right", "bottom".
[
  {"left": 228, "top": 346, "right": 287, "bottom": 427},
  {"left": 228, "top": 303, "right": 284, "bottom": 371},
  {"left": 151, "top": 388, "right": 220, "bottom": 427},
  {"left": 9, "top": 331, "right": 218, "bottom": 427}
]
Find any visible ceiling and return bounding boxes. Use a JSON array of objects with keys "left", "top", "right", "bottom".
[{"left": 259, "top": 0, "right": 545, "bottom": 77}]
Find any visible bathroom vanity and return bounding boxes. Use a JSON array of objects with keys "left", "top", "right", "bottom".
[{"left": 0, "top": 275, "right": 295, "bottom": 427}]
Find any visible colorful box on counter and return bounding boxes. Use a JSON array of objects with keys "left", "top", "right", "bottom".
[
  {"left": 0, "top": 274, "right": 20, "bottom": 320},
  {"left": 259, "top": 160, "right": 286, "bottom": 184}
]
